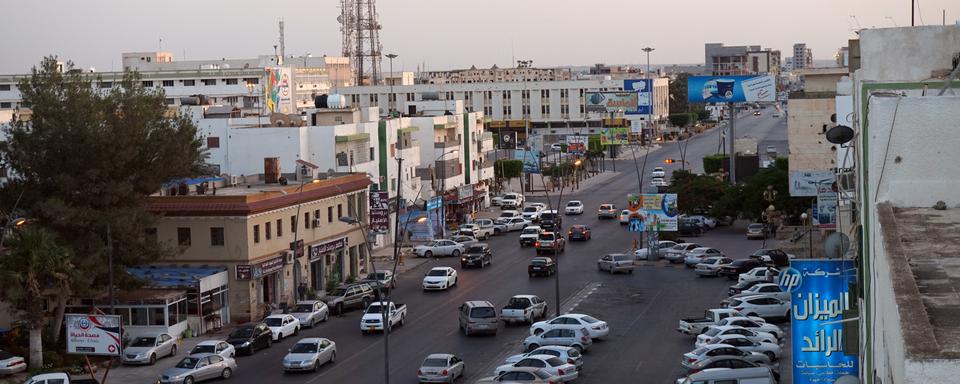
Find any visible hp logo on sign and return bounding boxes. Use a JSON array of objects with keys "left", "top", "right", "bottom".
[{"left": 778, "top": 267, "right": 802, "bottom": 293}]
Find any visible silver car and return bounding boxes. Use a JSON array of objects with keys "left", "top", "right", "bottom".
[
  {"left": 663, "top": 243, "right": 702, "bottom": 263},
  {"left": 282, "top": 337, "right": 337, "bottom": 372},
  {"left": 597, "top": 254, "right": 635, "bottom": 274},
  {"left": 122, "top": 333, "right": 177, "bottom": 365},
  {"left": 189, "top": 341, "right": 235, "bottom": 359},
  {"left": 157, "top": 353, "right": 236, "bottom": 384},
  {"left": 291, "top": 300, "right": 330, "bottom": 328},
  {"left": 522, "top": 328, "right": 592, "bottom": 353},
  {"left": 417, "top": 353, "right": 465, "bottom": 383},
  {"left": 695, "top": 257, "right": 734, "bottom": 277}
]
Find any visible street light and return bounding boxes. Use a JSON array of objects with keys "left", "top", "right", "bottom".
[
  {"left": 800, "top": 212, "right": 813, "bottom": 258},
  {"left": 385, "top": 53, "right": 398, "bottom": 115}
]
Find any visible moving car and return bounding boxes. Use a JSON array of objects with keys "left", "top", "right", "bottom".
[
  {"left": 362, "top": 269, "right": 396, "bottom": 291},
  {"left": 522, "top": 205, "right": 544, "bottom": 222},
  {"left": 683, "top": 248, "right": 725, "bottom": 268},
  {"left": 496, "top": 217, "right": 532, "bottom": 233},
  {"left": 450, "top": 234, "right": 480, "bottom": 247},
  {"left": 566, "top": 225, "right": 591, "bottom": 241},
  {"left": 0, "top": 350, "right": 26, "bottom": 376},
  {"left": 189, "top": 341, "right": 235, "bottom": 359},
  {"left": 597, "top": 204, "right": 618, "bottom": 219},
  {"left": 281, "top": 338, "right": 336, "bottom": 373},
  {"left": 753, "top": 111, "right": 762, "bottom": 116},
  {"left": 264, "top": 314, "right": 300, "bottom": 341},
  {"left": 727, "top": 296, "right": 790, "bottom": 320},
  {"left": 360, "top": 301, "right": 407, "bottom": 333},
  {"left": 681, "top": 344, "right": 771, "bottom": 370},
  {"left": 718, "top": 259, "right": 763, "bottom": 280},
  {"left": 501, "top": 193, "right": 525, "bottom": 209},
  {"left": 618, "top": 210, "right": 631, "bottom": 225},
  {"left": 651, "top": 166, "right": 666, "bottom": 178},
  {"left": 495, "top": 355, "right": 578, "bottom": 382},
  {"left": 157, "top": 353, "right": 236, "bottom": 384},
  {"left": 418, "top": 354, "right": 465, "bottom": 383},
  {"left": 501, "top": 295, "right": 548, "bottom": 324},
  {"left": 226, "top": 323, "right": 273, "bottom": 355},
  {"left": 122, "top": 333, "right": 178, "bottom": 365},
  {"left": 531, "top": 314, "right": 609, "bottom": 339},
  {"left": 323, "top": 282, "right": 376, "bottom": 315},
  {"left": 519, "top": 226, "right": 543, "bottom": 247},
  {"left": 535, "top": 232, "right": 566, "bottom": 255},
  {"left": 597, "top": 254, "right": 635, "bottom": 274},
  {"left": 664, "top": 243, "right": 703, "bottom": 263},
  {"left": 528, "top": 257, "right": 557, "bottom": 277},
  {"left": 461, "top": 243, "right": 493, "bottom": 268},
  {"left": 459, "top": 300, "right": 500, "bottom": 336},
  {"left": 564, "top": 201, "right": 584, "bottom": 215},
  {"left": 746, "top": 223, "right": 768, "bottom": 239},
  {"left": 538, "top": 210, "right": 562, "bottom": 231},
  {"left": 695, "top": 256, "right": 734, "bottom": 277},
  {"left": 523, "top": 328, "right": 592, "bottom": 353},
  {"left": 290, "top": 300, "right": 329, "bottom": 328},
  {"left": 503, "top": 346, "right": 583, "bottom": 371},
  {"left": 414, "top": 240, "right": 466, "bottom": 258},
  {"left": 651, "top": 177, "right": 669, "bottom": 188},
  {"left": 422, "top": 267, "right": 458, "bottom": 290}
]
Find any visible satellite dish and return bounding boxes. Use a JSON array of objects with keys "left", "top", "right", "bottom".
[
  {"left": 824, "top": 232, "right": 852, "bottom": 259},
  {"left": 826, "top": 125, "right": 855, "bottom": 144}
]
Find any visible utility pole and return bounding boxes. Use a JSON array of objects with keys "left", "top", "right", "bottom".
[
  {"left": 382, "top": 156, "right": 402, "bottom": 384},
  {"left": 728, "top": 102, "right": 736, "bottom": 184},
  {"left": 642, "top": 47, "right": 655, "bottom": 145},
  {"left": 386, "top": 53, "right": 398, "bottom": 113},
  {"left": 912, "top": 0, "right": 915, "bottom": 26}
]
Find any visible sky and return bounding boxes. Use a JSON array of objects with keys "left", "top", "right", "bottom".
[{"left": 1, "top": 0, "right": 958, "bottom": 74}]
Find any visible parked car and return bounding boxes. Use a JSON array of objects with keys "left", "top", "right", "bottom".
[
  {"left": 189, "top": 341, "right": 235, "bottom": 359},
  {"left": 528, "top": 257, "right": 557, "bottom": 277},
  {"left": 362, "top": 269, "right": 396, "bottom": 291},
  {"left": 414, "top": 240, "right": 466, "bottom": 258},
  {"left": 695, "top": 326, "right": 778, "bottom": 349},
  {"left": 728, "top": 279, "right": 766, "bottom": 296},
  {"left": 738, "top": 267, "right": 781, "bottom": 284},
  {"left": 597, "top": 253, "right": 635, "bottom": 274},
  {"left": 417, "top": 353, "right": 465, "bottom": 383},
  {"left": 713, "top": 317, "right": 782, "bottom": 340},
  {"left": 679, "top": 218, "right": 705, "bottom": 236},
  {"left": 531, "top": 314, "right": 609, "bottom": 339},
  {"left": 495, "top": 355, "right": 578, "bottom": 382},
  {"left": 122, "top": 333, "right": 178, "bottom": 365},
  {"left": 157, "top": 353, "right": 236, "bottom": 384},
  {"left": 503, "top": 346, "right": 583, "bottom": 371},
  {"left": 664, "top": 243, "right": 703, "bottom": 263},
  {"left": 281, "top": 338, "right": 337, "bottom": 373},
  {"left": 469, "top": 219, "right": 497, "bottom": 239},
  {"left": 748, "top": 249, "right": 793, "bottom": 268},
  {"left": 718, "top": 259, "right": 763, "bottom": 280},
  {"left": 597, "top": 203, "right": 618, "bottom": 219},
  {"left": 520, "top": 226, "right": 543, "bottom": 247},
  {"left": 538, "top": 210, "right": 562, "bottom": 230},
  {"left": 496, "top": 217, "right": 532, "bottom": 233},
  {"left": 550, "top": 143, "right": 564, "bottom": 151},
  {"left": 23, "top": 373, "right": 100, "bottom": 384},
  {"left": 746, "top": 223, "right": 768, "bottom": 239},
  {"left": 651, "top": 167, "right": 666, "bottom": 178},
  {"left": 681, "top": 344, "right": 772, "bottom": 370},
  {"left": 290, "top": 300, "right": 330, "bottom": 328},
  {"left": 422, "top": 267, "right": 458, "bottom": 290},
  {"left": 678, "top": 366, "right": 778, "bottom": 384},
  {"left": 498, "top": 210, "right": 522, "bottom": 220},
  {"left": 564, "top": 201, "right": 584, "bottom": 215},
  {"left": 323, "top": 282, "right": 376, "bottom": 315},
  {"left": 687, "top": 215, "right": 718, "bottom": 229},
  {"left": 634, "top": 240, "right": 677, "bottom": 259},
  {"left": 480, "top": 367, "right": 563, "bottom": 383},
  {"left": 462, "top": 243, "right": 493, "bottom": 268},
  {"left": 695, "top": 256, "right": 734, "bottom": 277},
  {"left": 704, "top": 335, "right": 782, "bottom": 361},
  {"left": 360, "top": 301, "right": 407, "bottom": 333},
  {"left": 727, "top": 296, "right": 790, "bottom": 320},
  {"left": 566, "top": 225, "right": 591, "bottom": 241},
  {"left": 684, "top": 248, "right": 725, "bottom": 268},
  {"left": 618, "top": 210, "right": 631, "bottom": 225},
  {"left": 684, "top": 355, "right": 762, "bottom": 374},
  {"left": 535, "top": 232, "right": 566, "bottom": 255},
  {"left": 522, "top": 205, "right": 544, "bottom": 222},
  {"left": 501, "top": 295, "right": 548, "bottom": 324},
  {"left": 0, "top": 350, "right": 26, "bottom": 376},
  {"left": 677, "top": 308, "right": 765, "bottom": 336},
  {"left": 450, "top": 234, "right": 480, "bottom": 248},
  {"left": 501, "top": 193, "right": 525, "bottom": 209},
  {"left": 264, "top": 314, "right": 300, "bottom": 341},
  {"left": 491, "top": 195, "right": 505, "bottom": 206},
  {"left": 723, "top": 283, "right": 791, "bottom": 305},
  {"left": 523, "top": 328, "right": 592, "bottom": 353},
  {"left": 226, "top": 323, "right": 273, "bottom": 355},
  {"left": 459, "top": 300, "right": 500, "bottom": 336}
]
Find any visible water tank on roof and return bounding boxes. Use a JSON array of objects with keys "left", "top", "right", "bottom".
[{"left": 328, "top": 94, "right": 346, "bottom": 108}]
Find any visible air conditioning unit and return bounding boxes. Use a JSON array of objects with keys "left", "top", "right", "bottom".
[
  {"left": 312, "top": 218, "right": 322, "bottom": 227},
  {"left": 837, "top": 171, "right": 856, "bottom": 192},
  {"left": 284, "top": 250, "right": 294, "bottom": 264}
]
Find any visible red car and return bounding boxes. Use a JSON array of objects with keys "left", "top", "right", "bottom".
[{"left": 567, "top": 225, "right": 591, "bottom": 241}]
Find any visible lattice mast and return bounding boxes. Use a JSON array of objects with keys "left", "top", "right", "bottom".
[{"left": 339, "top": 0, "right": 382, "bottom": 86}]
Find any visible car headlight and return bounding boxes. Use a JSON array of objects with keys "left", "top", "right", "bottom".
[{"left": 241, "top": 341, "right": 251, "bottom": 347}]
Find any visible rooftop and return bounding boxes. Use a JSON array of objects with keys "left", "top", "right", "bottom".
[
  {"left": 878, "top": 203, "right": 960, "bottom": 359},
  {"left": 127, "top": 265, "right": 227, "bottom": 289}
]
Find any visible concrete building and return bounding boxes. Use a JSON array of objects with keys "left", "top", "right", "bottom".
[
  {"left": 792, "top": 43, "right": 813, "bottom": 69},
  {"left": 704, "top": 43, "right": 780, "bottom": 76},
  {"left": 420, "top": 65, "right": 572, "bottom": 84},
  {"left": 835, "top": 46, "right": 850, "bottom": 67},
  {"left": 786, "top": 67, "right": 849, "bottom": 174}
]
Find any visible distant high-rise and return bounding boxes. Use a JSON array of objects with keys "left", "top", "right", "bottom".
[
  {"left": 339, "top": 0, "right": 382, "bottom": 86},
  {"left": 793, "top": 43, "right": 813, "bottom": 69},
  {"left": 704, "top": 43, "right": 780, "bottom": 76}
]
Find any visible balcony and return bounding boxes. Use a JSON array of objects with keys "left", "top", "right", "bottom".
[{"left": 434, "top": 140, "right": 460, "bottom": 150}]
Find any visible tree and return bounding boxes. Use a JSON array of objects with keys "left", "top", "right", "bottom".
[
  {"left": 668, "top": 73, "right": 692, "bottom": 114},
  {"left": 0, "top": 57, "right": 205, "bottom": 344},
  {"left": 668, "top": 170, "right": 729, "bottom": 214},
  {"left": 667, "top": 113, "right": 690, "bottom": 128},
  {"left": 0, "top": 227, "right": 74, "bottom": 369},
  {"left": 494, "top": 159, "right": 523, "bottom": 192}
]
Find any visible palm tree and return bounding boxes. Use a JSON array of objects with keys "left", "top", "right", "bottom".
[{"left": 0, "top": 227, "right": 74, "bottom": 369}]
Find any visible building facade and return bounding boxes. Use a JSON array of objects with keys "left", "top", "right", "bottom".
[
  {"left": 792, "top": 43, "right": 813, "bottom": 69},
  {"left": 419, "top": 65, "right": 572, "bottom": 84},
  {"left": 704, "top": 43, "right": 781, "bottom": 76}
]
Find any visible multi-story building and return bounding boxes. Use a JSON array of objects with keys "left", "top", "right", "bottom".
[
  {"left": 792, "top": 43, "right": 813, "bottom": 69},
  {"left": 420, "top": 65, "right": 572, "bottom": 84},
  {"left": 835, "top": 46, "right": 850, "bottom": 67},
  {"left": 704, "top": 43, "right": 781, "bottom": 76},
  {"left": 786, "top": 67, "right": 849, "bottom": 175}
]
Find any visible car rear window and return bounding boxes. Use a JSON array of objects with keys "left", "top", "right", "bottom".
[
  {"left": 580, "top": 315, "right": 600, "bottom": 323},
  {"left": 467, "top": 245, "right": 486, "bottom": 253},
  {"left": 729, "top": 299, "right": 743, "bottom": 307},
  {"left": 539, "top": 233, "right": 556, "bottom": 241},
  {"left": 545, "top": 357, "right": 565, "bottom": 366},
  {"left": 600, "top": 204, "right": 612, "bottom": 209},
  {"left": 540, "top": 213, "right": 557, "bottom": 220},
  {"left": 470, "top": 307, "right": 497, "bottom": 318},
  {"left": 422, "top": 358, "right": 448, "bottom": 367}
]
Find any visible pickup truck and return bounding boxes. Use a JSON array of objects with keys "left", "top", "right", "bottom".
[
  {"left": 501, "top": 295, "right": 548, "bottom": 324},
  {"left": 471, "top": 219, "right": 497, "bottom": 240},
  {"left": 360, "top": 301, "right": 407, "bottom": 334},
  {"left": 677, "top": 308, "right": 764, "bottom": 335},
  {"left": 25, "top": 373, "right": 100, "bottom": 384}
]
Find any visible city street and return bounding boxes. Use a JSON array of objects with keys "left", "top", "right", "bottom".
[{"left": 113, "top": 112, "right": 787, "bottom": 384}]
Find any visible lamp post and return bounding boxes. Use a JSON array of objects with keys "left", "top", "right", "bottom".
[
  {"left": 385, "top": 53, "right": 398, "bottom": 114},
  {"left": 800, "top": 212, "right": 813, "bottom": 258},
  {"left": 641, "top": 47, "right": 655, "bottom": 145},
  {"left": 291, "top": 167, "right": 320, "bottom": 302}
]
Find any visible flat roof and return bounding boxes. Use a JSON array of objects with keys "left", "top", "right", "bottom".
[
  {"left": 128, "top": 266, "right": 227, "bottom": 288},
  {"left": 878, "top": 203, "right": 960, "bottom": 359}
]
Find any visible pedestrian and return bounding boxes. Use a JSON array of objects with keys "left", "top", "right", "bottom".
[{"left": 297, "top": 283, "right": 307, "bottom": 300}]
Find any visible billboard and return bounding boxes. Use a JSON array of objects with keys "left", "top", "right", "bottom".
[
  {"left": 779, "top": 259, "right": 858, "bottom": 384},
  {"left": 369, "top": 191, "right": 390, "bottom": 232},
  {"left": 265, "top": 67, "right": 293, "bottom": 114},
  {"left": 624, "top": 194, "right": 680, "bottom": 232},
  {"left": 623, "top": 79, "right": 653, "bottom": 115},
  {"left": 399, "top": 210, "right": 436, "bottom": 241},
  {"left": 585, "top": 92, "right": 639, "bottom": 113},
  {"left": 514, "top": 149, "right": 541, "bottom": 174},
  {"left": 790, "top": 170, "right": 835, "bottom": 197},
  {"left": 498, "top": 131, "right": 517, "bottom": 150},
  {"left": 565, "top": 135, "right": 589, "bottom": 154},
  {"left": 600, "top": 127, "right": 630, "bottom": 145},
  {"left": 817, "top": 190, "right": 838, "bottom": 229},
  {"left": 687, "top": 75, "right": 776, "bottom": 103},
  {"left": 66, "top": 314, "right": 122, "bottom": 356}
]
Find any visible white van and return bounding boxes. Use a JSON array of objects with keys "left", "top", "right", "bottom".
[{"left": 678, "top": 367, "right": 777, "bottom": 384}]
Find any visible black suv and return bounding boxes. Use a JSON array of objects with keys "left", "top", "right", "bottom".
[
  {"left": 528, "top": 257, "right": 557, "bottom": 277},
  {"left": 539, "top": 211, "right": 562, "bottom": 231},
  {"left": 461, "top": 243, "right": 493, "bottom": 268},
  {"left": 322, "top": 282, "right": 376, "bottom": 314},
  {"left": 226, "top": 323, "right": 273, "bottom": 355}
]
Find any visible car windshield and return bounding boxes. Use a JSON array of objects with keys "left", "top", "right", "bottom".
[
  {"left": 191, "top": 345, "right": 216, "bottom": 354},
  {"left": 290, "top": 343, "right": 318, "bottom": 354},
  {"left": 566, "top": 201, "right": 580, "bottom": 206},
  {"left": 229, "top": 328, "right": 253, "bottom": 338},
  {"left": 523, "top": 207, "right": 538, "bottom": 212},
  {"left": 467, "top": 245, "right": 486, "bottom": 253},
  {"left": 729, "top": 299, "right": 743, "bottom": 307},
  {"left": 580, "top": 315, "right": 600, "bottom": 323},
  {"left": 470, "top": 307, "right": 497, "bottom": 318},
  {"left": 705, "top": 328, "right": 722, "bottom": 337},
  {"left": 522, "top": 228, "right": 539, "bottom": 234},
  {"left": 294, "top": 304, "right": 315, "bottom": 313},
  {"left": 427, "top": 269, "right": 447, "bottom": 277},
  {"left": 130, "top": 337, "right": 156, "bottom": 347},
  {"left": 264, "top": 318, "right": 283, "bottom": 326},
  {"left": 748, "top": 224, "right": 764, "bottom": 229},
  {"left": 600, "top": 205, "right": 612, "bottom": 209},
  {"left": 692, "top": 347, "right": 707, "bottom": 355},
  {"left": 531, "top": 259, "right": 548, "bottom": 265},
  {"left": 175, "top": 357, "right": 200, "bottom": 369},
  {"left": 329, "top": 287, "right": 347, "bottom": 296},
  {"left": 422, "top": 358, "right": 448, "bottom": 367}
]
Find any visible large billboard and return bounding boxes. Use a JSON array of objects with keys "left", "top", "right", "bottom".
[
  {"left": 265, "top": 67, "right": 293, "bottom": 114},
  {"left": 565, "top": 135, "right": 589, "bottom": 154},
  {"left": 623, "top": 79, "right": 653, "bottom": 115},
  {"left": 779, "top": 259, "right": 859, "bottom": 384},
  {"left": 624, "top": 194, "right": 680, "bottom": 232},
  {"left": 790, "top": 170, "right": 835, "bottom": 197},
  {"left": 600, "top": 127, "right": 630, "bottom": 145},
  {"left": 585, "top": 92, "right": 639, "bottom": 113},
  {"left": 687, "top": 75, "right": 776, "bottom": 103},
  {"left": 66, "top": 314, "right": 122, "bottom": 356}
]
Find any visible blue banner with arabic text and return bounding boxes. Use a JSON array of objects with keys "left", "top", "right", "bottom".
[{"left": 779, "top": 259, "right": 858, "bottom": 384}]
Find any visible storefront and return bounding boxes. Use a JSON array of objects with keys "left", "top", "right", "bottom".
[
  {"left": 308, "top": 236, "right": 349, "bottom": 292},
  {"left": 449, "top": 184, "right": 485, "bottom": 224},
  {"left": 252, "top": 255, "right": 285, "bottom": 309}
]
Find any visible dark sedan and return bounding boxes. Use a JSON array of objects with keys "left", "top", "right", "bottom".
[
  {"left": 528, "top": 257, "right": 557, "bottom": 277},
  {"left": 461, "top": 244, "right": 493, "bottom": 268},
  {"left": 567, "top": 225, "right": 591, "bottom": 241},
  {"left": 226, "top": 323, "right": 272, "bottom": 355},
  {"left": 718, "top": 259, "right": 763, "bottom": 280}
]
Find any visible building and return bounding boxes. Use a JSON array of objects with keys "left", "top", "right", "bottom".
[
  {"left": 145, "top": 173, "right": 372, "bottom": 323},
  {"left": 835, "top": 46, "right": 850, "bottom": 67},
  {"left": 704, "top": 43, "right": 780, "bottom": 76},
  {"left": 784, "top": 57, "right": 795, "bottom": 72},
  {"left": 419, "top": 65, "right": 572, "bottom": 84},
  {"left": 786, "top": 67, "right": 849, "bottom": 174},
  {"left": 792, "top": 43, "right": 813, "bottom": 69}
]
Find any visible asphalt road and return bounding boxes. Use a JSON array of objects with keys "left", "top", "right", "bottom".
[{"left": 121, "top": 112, "right": 787, "bottom": 384}]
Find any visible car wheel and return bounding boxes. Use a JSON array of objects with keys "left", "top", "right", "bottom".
[
  {"left": 330, "top": 351, "right": 337, "bottom": 363},
  {"left": 277, "top": 333, "right": 283, "bottom": 341},
  {"left": 572, "top": 345, "right": 584, "bottom": 353},
  {"left": 170, "top": 344, "right": 177, "bottom": 357},
  {"left": 528, "top": 273, "right": 534, "bottom": 278},
  {"left": 183, "top": 376, "right": 194, "bottom": 384},
  {"left": 748, "top": 312, "right": 758, "bottom": 317},
  {"left": 424, "top": 251, "right": 433, "bottom": 258},
  {"left": 249, "top": 344, "right": 256, "bottom": 354},
  {"left": 452, "top": 250, "right": 461, "bottom": 258},
  {"left": 526, "top": 343, "right": 540, "bottom": 352},
  {"left": 149, "top": 353, "right": 156, "bottom": 365},
  {"left": 313, "top": 360, "right": 320, "bottom": 372},
  {"left": 336, "top": 303, "right": 344, "bottom": 315},
  {"left": 221, "top": 368, "right": 232, "bottom": 379},
  {"left": 294, "top": 326, "right": 300, "bottom": 336},
  {"left": 764, "top": 351, "right": 776, "bottom": 361},
  {"left": 400, "top": 315, "right": 405, "bottom": 326}
]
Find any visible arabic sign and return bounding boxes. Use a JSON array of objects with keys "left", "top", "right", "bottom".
[
  {"left": 309, "top": 237, "right": 349, "bottom": 261},
  {"left": 66, "top": 314, "right": 122, "bottom": 356},
  {"left": 235, "top": 264, "right": 252, "bottom": 281},
  {"left": 565, "top": 135, "right": 589, "bottom": 154},
  {"left": 369, "top": 191, "right": 390, "bottom": 232},
  {"left": 600, "top": 127, "right": 629, "bottom": 145},
  {"left": 779, "top": 259, "right": 858, "bottom": 384},
  {"left": 817, "top": 191, "right": 838, "bottom": 229},
  {"left": 254, "top": 255, "right": 285, "bottom": 278},
  {"left": 790, "top": 170, "right": 835, "bottom": 197},
  {"left": 585, "top": 92, "right": 639, "bottom": 113},
  {"left": 623, "top": 79, "right": 653, "bottom": 115},
  {"left": 426, "top": 196, "right": 443, "bottom": 211},
  {"left": 264, "top": 67, "right": 293, "bottom": 114},
  {"left": 687, "top": 75, "right": 776, "bottom": 103}
]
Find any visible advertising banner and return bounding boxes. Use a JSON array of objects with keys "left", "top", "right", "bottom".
[
  {"left": 790, "top": 170, "right": 835, "bottom": 197},
  {"left": 369, "top": 191, "right": 390, "bottom": 232},
  {"left": 498, "top": 131, "right": 517, "bottom": 150},
  {"left": 687, "top": 75, "right": 776, "bottom": 103},
  {"left": 66, "top": 314, "right": 122, "bottom": 356},
  {"left": 623, "top": 79, "right": 653, "bottom": 115},
  {"left": 600, "top": 127, "right": 630, "bottom": 145},
  {"left": 399, "top": 210, "right": 436, "bottom": 241},
  {"left": 565, "top": 135, "right": 589, "bottom": 154},
  {"left": 514, "top": 149, "right": 541, "bottom": 174},
  {"left": 817, "top": 191, "right": 838, "bottom": 229},
  {"left": 254, "top": 255, "right": 285, "bottom": 277},
  {"left": 235, "top": 265, "right": 252, "bottom": 281},
  {"left": 624, "top": 194, "right": 680, "bottom": 232},
  {"left": 779, "top": 259, "right": 859, "bottom": 384},
  {"left": 264, "top": 67, "right": 293, "bottom": 114},
  {"left": 585, "top": 92, "right": 639, "bottom": 113}
]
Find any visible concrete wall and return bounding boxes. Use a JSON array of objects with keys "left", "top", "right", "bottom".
[
  {"left": 858, "top": 26, "right": 960, "bottom": 82},
  {"left": 787, "top": 97, "right": 836, "bottom": 172},
  {"left": 870, "top": 214, "right": 907, "bottom": 384}
]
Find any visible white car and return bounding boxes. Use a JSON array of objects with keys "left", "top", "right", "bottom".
[
  {"left": 264, "top": 314, "right": 300, "bottom": 341},
  {"left": 651, "top": 167, "right": 666, "bottom": 178},
  {"left": 495, "top": 354, "right": 578, "bottom": 382},
  {"left": 715, "top": 317, "right": 782, "bottom": 339},
  {"left": 563, "top": 201, "right": 584, "bottom": 215},
  {"left": 723, "top": 283, "right": 792, "bottom": 305},
  {"left": 651, "top": 177, "right": 669, "bottom": 187},
  {"left": 519, "top": 226, "right": 543, "bottom": 247},
  {"left": 0, "top": 349, "right": 25, "bottom": 375},
  {"left": 696, "top": 326, "right": 778, "bottom": 349},
  {"left": 727, "top": 296, "right": 791, "bottom": 320},
  {"left": 705, "top": 334, "right": 782, "bottom": 361},
  {"left": 695, "top": 256, "right": 734, "bottom": 277},
  {"left": 530, "top": 314, "right": 609, "bottom": 339},
  {"left": 521, "top": 205, "right": 544, "bottom": 221},
  {"left": 618, "top": 210, "right": 631, "bottom": 225},
  {"left": 663, "top": 243, "right": 703, "bottom": 263},
  {"left": 501, "top": 193, "right": 525, "bottom": 209},
  {"left": 503, "top": 346, "right": 583, "bottom": 371},
  {"left": 449, "top": 235, "right": 480, "bottom": 247},
  {"left": 418, "top": 353, "right": 465, "bottom": 383},
  {"left": 281, "top": 337, "right": 336, "bottom": 372},
  {"left": 482, "top": 367, "right": 564, "bottom": 383},
  {"left": 189, "top": 341, "right": 236, "bottom": 359},
  {"left": 687, "top": 215, "right": 718, "bottom": 229},
  {"left": 550, "top": 143, "right": 564, "bottom": 151},
  {"left": 633, "top": 240, "right": 678, "bottom": 259},
  {"left": 413, "top": 240, "right": 466, "bottom": 258},
  {"left": 496, "top": 217, "right": 532, "bottom": 232},
  {"left": 738, "top": 267, "right": 781, "bottom": 284},
  {"left": 683, "top": 247, "right": 725, "bottom": 267},
  {"left": 290, "top": 300, "right": 329, "bottom": 328},
  {"left": 498, "top": 210, "right": 522, "bottom": 220},
  {"left": 681, "top": 344, "right": 772, "bottom": 370},
  {"left": 422, "top": 267, "right": 458, "bottom": 290}
]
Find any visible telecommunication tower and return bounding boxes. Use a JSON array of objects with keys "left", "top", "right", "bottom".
[{"left": 338, "top": 0, "right": 383, "bottom": 86}]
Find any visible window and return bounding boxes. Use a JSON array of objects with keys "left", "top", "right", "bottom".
[
  {"left": 541, "top": 105, "right": 550, "bottom": 114},
  {"left": 182, "top": 79, "right": 195, "bottom": 86},
  {"left": 276, "top": 219, "right": 282, "bottom": 237},
  {"left": 99, "top": 82, "right": 113, "bottom": 89},
  {"left": 164, "top": 98, "right": 175, "bottom": 105},
  {"left": 406, "top": 93, "right": 414, "bottom": 101},
  {"left": 265, "top": 222, "right": 272, "bottom": 240},
  {"left": 202, "top": 79, "right": 217, "bottom": 86},
  {"left": 244, "top": 78, "right": 259, "bottom": 85},
  {"left": 254, "top": 225, "right": 260, "bottom": 243},
  {"left": 206, "top": 137, "right": 220, "bottom": 148},
  {"left": 337, "top": 204, "right": 343, "bottom": 219},
  {"left": 210, "top": 227, "right": 224, "bottom": 246},
  {"left": 328, "top": 207, "right": 333, "bottom": 223},
  {"left": 162, "top": 80, "right": 174, "bottom": 87},
  {"left": 290, "top": 215, "right": 296, "bottom": 234},
  {"left": 0, "top": 84, "right": 10, "bottom": 91},
  {"left": 369, "top": 147, "right": 375, "bottom": 161},
  {"left": 304, "top": 212, "right": 311, "bottom": 229},
  {"left": 225, "top": 78, "right": 238, "bottom": 85},
  {"left": 314, "top": 209, "right": 320, "bottom": 226},
  {"left": 0, "top": 102, "right": 10, "bottom": 109},
  {"left": 177, "top": 228, "right": 191, "bottom": 246},
  {"left": 142, "top": 81, "right": 154, "bottom": 87}
]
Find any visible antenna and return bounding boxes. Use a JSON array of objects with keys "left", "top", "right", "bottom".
[
  {"left": 279, "top": 19, "right": 286, "bottom": 60},
  {"left": 339, "top": 0, "right": 383, "bottom": 86}
]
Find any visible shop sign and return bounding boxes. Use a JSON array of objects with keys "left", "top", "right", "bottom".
[
  {"left": 235, "top": 264, "right": 252, "bottom": 281},
  {"left": 254, "top": 255, "right": 285, "bottom": 278},
  {"left": 309, "top": 236, "right": 349, "bottom": 261},
  {"left": 289, "top": 239, "right": 304, "bottom": 258}
]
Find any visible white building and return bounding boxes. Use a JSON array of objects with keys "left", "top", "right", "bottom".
[
  {"left": 792, "top": 43, "right": 813, "bottom": 69},
  {"left": 420, "top": 65, "right": 572, "bottom": 84}
]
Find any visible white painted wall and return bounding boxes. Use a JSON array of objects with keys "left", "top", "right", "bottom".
[{"left": 858, "top": 26, "right": 960, "bottom": 83}]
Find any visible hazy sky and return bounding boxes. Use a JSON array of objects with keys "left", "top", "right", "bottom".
[{"left": 2, "top": 0, "right": 957, "bottom": 74}]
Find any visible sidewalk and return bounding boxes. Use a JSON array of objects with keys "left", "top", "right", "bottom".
[{"left": 369, "top": 246, "right": 432, "bottom": 275}]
